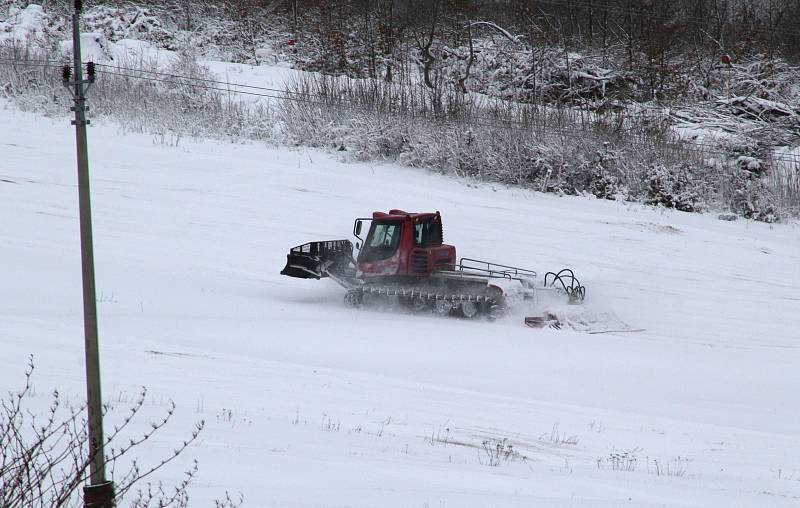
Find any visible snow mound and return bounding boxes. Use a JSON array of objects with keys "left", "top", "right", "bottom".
[
  {"left": 0, "top": 4, "right": 48, "bottom": 45},
  {"left": 59, "top": 32, "right": 112, "bottom": 63},
  {"left": 109, "top": 38, "right": 177, "bottom": 67}
]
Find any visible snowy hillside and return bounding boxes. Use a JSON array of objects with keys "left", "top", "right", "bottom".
[
  {"left": 3, "top": 1, "right": 800, "bottom": 223},
  {"left": 2, "top": 100, "right": 800, "bottom": 506}
]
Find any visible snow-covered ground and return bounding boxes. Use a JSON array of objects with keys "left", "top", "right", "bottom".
[{"left": 2, "top": 101, "right": 800, "bottom": 506}]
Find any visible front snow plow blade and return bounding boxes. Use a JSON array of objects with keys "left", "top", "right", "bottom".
[{"left": 280, "top": 240, "right": 355, "bottom": 280}]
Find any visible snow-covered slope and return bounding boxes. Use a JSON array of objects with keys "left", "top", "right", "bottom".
[{"left": 2, "top": 102, "right": 800, "bottom": 506}]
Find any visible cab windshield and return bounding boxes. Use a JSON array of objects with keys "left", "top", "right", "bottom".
[{"left": 359, "top": 221, "right": 402, "bottom": 262}]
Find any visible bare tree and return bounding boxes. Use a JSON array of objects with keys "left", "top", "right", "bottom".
[{"left": 411, "top": 0, "right": 441, "bottom": 89}]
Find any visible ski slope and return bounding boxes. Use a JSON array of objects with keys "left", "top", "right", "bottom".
[{"left": 2, "top": 102, "right": 800, "bottom": 506}]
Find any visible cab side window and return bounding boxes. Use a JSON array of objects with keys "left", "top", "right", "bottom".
[
  {"left": 414, "top": 223, "right": 424, "bottom": 246},
  {"left": 414, "top": 220, "right": 442, "bottom": 247}
]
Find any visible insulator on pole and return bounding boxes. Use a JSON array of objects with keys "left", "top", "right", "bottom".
[
  {"left": 86, "top": 61, "right": 96, "bottom": 83},
  {"left": 75, "top": 0, "right": 82, "bottom": 11},
  {"left": 62, "top": 65, "right": 72, "bottom": 84}
]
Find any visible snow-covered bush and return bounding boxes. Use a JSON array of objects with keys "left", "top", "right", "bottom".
[
  {"left": 586, "top": 163, "right": 622, "bottom": 200},
  {"left": 345, "top": 116, "right": 411, "bottom": 161},
  {"left": 81, "top": 4, "right": 172, "bottom": 46},
  {"left": 161, "top": 50, "right": 217, "bottom": 113},
  {"left": 279, "top": 87, "right": 705, "bottom": 209},
  {"left": 546, "top": 149, "right": 623, "bottom": 199},
  {"left": 644, "top": 163, "right": 703, "bottom": 212},
  {"left": 0, "top": 3, "right": 62, "bottom": 50},
  {"left": 468, "top": 45, "right": 639, "bottom": 104},
  {"left": 725, "top": 169, "right": 779, "bottom": 223}
]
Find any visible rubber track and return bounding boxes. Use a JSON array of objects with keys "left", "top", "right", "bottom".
[{"left": 355, "top": 284, "right": 498, "bottom": 303}]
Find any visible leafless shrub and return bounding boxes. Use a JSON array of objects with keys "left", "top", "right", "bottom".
[
  {"left": 479, "top": 438, "right": 526, "bottom": 467},
  {"left": 0, "top": 357, "right": 239, "bottom": 507},
  {"left": 596, "top": 448, "right": 639, "bottom": 472},
  {"left": 319, "top": 414, "right": 341, "bottom": 433},
  {"left": 540, "top": 423, "right": 579, "bottom": 447},
  {"left": 375, "top": 417, "right": 391, "bottom": 438},
  {"left": 647, "top": 456, "right": 690, "bottom": 478},
  {"left": 596, "top": 448, "right": 690, "bottom": 478},
  {"left": 425, "top": 423, "right": 451, "bottom": 447},
  {"left": 213, "top": 491, "right": 244, "bottom": 508}
]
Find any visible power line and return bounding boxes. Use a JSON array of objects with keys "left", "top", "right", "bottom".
[
  {"left": 0, "top": 57, "right": 65, "bottom": 68},
  {"left": 95, "top": 68, "right": 332, "bottom": 106},
  {"left": 93, "top": 62, "right": 301, "bottom": 96},
  {"left": 1, "top": 57, "right": 315, "bottom": 100}
]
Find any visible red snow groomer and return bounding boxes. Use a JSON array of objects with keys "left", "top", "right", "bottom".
[{"left": 280, "top": 210, "right": 584, "bottom": 320}]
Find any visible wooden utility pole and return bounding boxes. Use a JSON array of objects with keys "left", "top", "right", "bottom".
[{"left": 63, "top": 1, "right": 115, "bottom": 506}]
